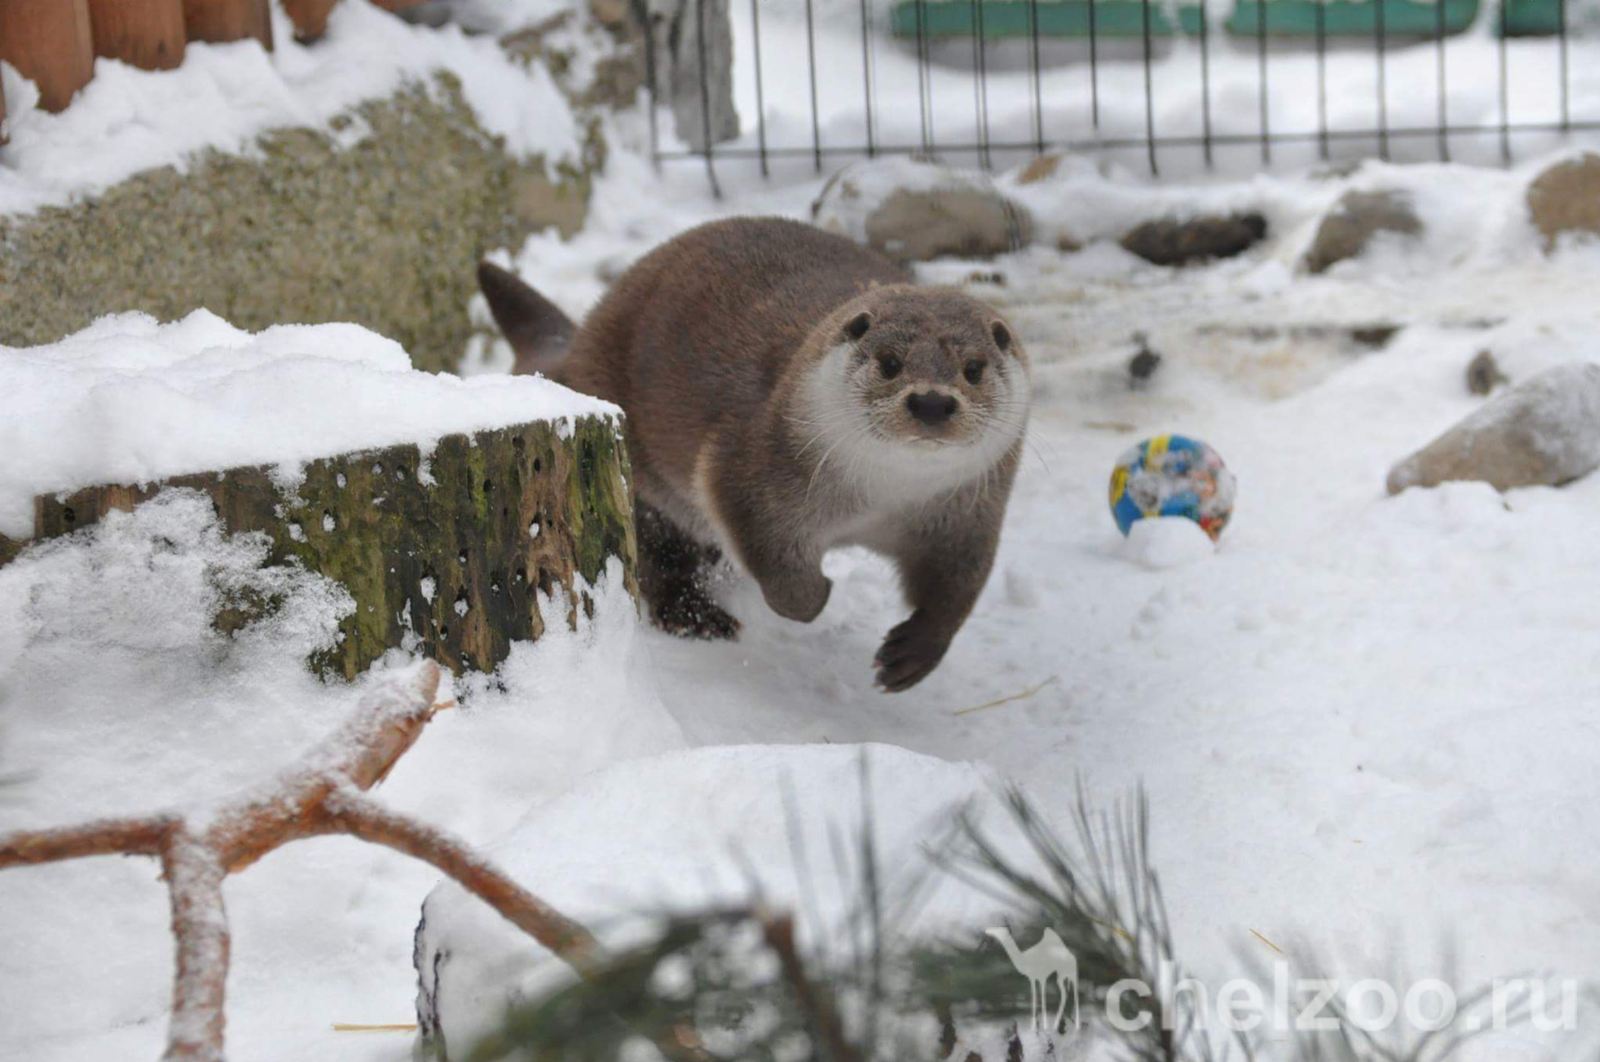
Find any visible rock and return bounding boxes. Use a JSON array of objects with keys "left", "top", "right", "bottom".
[
  {"left": 1466, "top": 350, "right": 1509, "bottom": 396},
  {"left": 812, "top": 158, "right": 1031, "bottom": 261},
  {"left": 1526, "top": 153, "right": 1600, "bottom": 248},
  {"left": 1386, "top": 363, "right": 1600, "bottom": 495},
  {"left": 1118, "top": 212, "right": 1267, "bottom": 266},
  {"left": 1301, "top": 190, "right": 1422, "bottom": 274},
  {"left": 1128, "top": 334, "right": 1162, "bottom": 386},
  {"left": 647, "top": 0, "right": 739, "bottom": 152},
  {"left": 1016, "top": 153, "right": 1063, "bottom": 184}
]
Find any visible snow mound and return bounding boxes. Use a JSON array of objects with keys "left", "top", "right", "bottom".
[
  {"left": 416, "top": 743, "right": 1025, "bottom": 1052},
  {"left": 0, "top": 0, "right": 579, "bottom": 218},
  {"left": 0, "top": 309, "right": 617, "bottom": 539}
]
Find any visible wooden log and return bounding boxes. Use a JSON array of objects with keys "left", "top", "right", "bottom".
[
  {"left": 181, "top": 0, "right": 272, "bottom": 49},
  {"left": 0, "top": 417, "right": 638, "bottom": 680},
  {"left": 0, "top": 0, "right": 95, "bottom": 113},
  {"left": 282, "top": 0, "right": 338, "bottom": 42},
  {"left": 86, "top": 0, "right": 186, "bottom": 70}
]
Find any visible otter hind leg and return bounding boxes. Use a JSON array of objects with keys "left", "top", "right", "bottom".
[{"left": 636, "top": 501, "right": 741, "bottom": 640}]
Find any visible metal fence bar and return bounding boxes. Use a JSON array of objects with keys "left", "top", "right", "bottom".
[
  {"left": 1141, "top": 0, "right": 1157, "bottom": 175},
  {"left": 1200, "top": 0, "right": 1214, "bottom": 168},
  {"left": 914, "top": 0, "right": 933, "bottom": 155},
  {"left": 1088, "top": 0, "right": 1100, "bottom": 128},
  {"left": 1436, "top": 0, "right": 1449, "bottom": 162},
  {"left": 1257, "top": 0, "right": 1270, "bottom": 163},
  {"left": 1316, "top": 0, "right": 1329, "bottom": 161},
  {"left": 750, "top": 0, "right": 768, "bottom": 175},
  {"left": 695, "top": 0, "right": 722, "bottom": 197},
  {"left": 859, "top": 0, "right": 876, "bottom": 157},
  {"left": 1375, "top": 0, "right": 1390, "bottom": 160},
  {"left": 804, "top": 0, "right": 821, "bottom": 172},
  {"left": 1559, "top": 0, "right": 1571, "bottom": 131},
  {"left": 1028, "top": 0, "right": 1044, "bottom": 154},
  {"left": 1499, "top": 0, "right": 1512, "bottom": 162},
  {"left": 972, "top": 0, "right": 992, "bottom": 168}
]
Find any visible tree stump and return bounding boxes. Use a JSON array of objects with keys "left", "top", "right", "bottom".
[
  {"left": 0, "top": 417, "right": 637, "bottom": 680},
  {"left": 86, "top": 0, "right": 186, "bottom": 70},
  {"left": 282, "top": 0, "right": 338, "bottom": 42},
  {"left": 181, "top": 0, "right": 272, "bottom": 49},
  {"left": 0, "top": 0, "right": 96, "bottom": 112}
]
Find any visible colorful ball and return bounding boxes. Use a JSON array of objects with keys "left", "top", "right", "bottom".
[{"left": 1109, "top": 434, "right": 1236, "bottom": 542}]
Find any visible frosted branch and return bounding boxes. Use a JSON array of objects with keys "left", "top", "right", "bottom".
[{"left": 0, "top": 661, "right": 610, "bottom": 1061}]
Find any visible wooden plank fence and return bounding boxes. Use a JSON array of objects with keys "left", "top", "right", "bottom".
[{"left": 0, "top": 0, "right": 425, "bottom": 118}]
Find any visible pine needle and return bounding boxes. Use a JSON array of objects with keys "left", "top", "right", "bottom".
[{"left": 952, "top": 676, "right": 1059, "bottom": 717}]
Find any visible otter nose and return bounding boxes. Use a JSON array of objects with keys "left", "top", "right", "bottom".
[{"left": 906, "top": 391, "right": 958, "bottom": 425}]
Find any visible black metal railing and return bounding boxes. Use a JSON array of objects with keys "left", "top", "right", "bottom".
[{"left": 640, "top": 0, "right": 1600, "bottom": 187}]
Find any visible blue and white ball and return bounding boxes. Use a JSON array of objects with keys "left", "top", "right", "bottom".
[{"left": 1109, "top": 435, "right": 1235, "bottom": 542}]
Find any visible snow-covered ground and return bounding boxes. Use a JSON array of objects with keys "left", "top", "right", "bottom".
[{"left": 3, "top": 2, "right": 1600, "bottom": 1059}]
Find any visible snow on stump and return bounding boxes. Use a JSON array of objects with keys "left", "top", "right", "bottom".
[
  {"left": 811, "top": 158, "right": 1032, "bottom": 262},
  {"left": 0, "top": 312, "right": 637, "bottom": 679},
  {"left": 1386, "top": 362, "right": 1600, "bottom": 495},
  {"left": 1526, "top": 153, "right": 1600, "bottom": 250}
]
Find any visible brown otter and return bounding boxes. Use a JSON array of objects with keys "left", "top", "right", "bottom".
[{"left": 479, "top": 217, "right": 1029, "bottom": 691}]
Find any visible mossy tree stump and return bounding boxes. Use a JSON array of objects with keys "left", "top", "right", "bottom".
[{"left": 0, "top": 416, "right": 637, "bottom": 680}]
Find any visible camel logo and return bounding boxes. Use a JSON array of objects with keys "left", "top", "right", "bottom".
[{"left": 985, "top": 927, "right": 1080, "bottom": 1035}]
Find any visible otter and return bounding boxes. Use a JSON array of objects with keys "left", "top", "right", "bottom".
[{"left": 478, "top": 217, "right": 1029, "bottom": 691}]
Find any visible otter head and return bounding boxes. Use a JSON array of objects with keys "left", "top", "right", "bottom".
[
  {"left": 797, "top": 286, "right": 1029, "bottom": 498},
  {"left": 834, "top": 287, "right": 1028, "bottom": 449}
]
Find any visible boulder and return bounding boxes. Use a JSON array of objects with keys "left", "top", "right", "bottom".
[
  {"left": 812, "top": 158, "right": 1031, "bottom": 261},
  {"left": 1119, "top": 212, "right": 1267, "bottom": 266},
  {"left": 1526, "top": 153, "right": 1600, "bottom": 249},
  {"left": 1386, "top": 363, "right": 1600, "bottom": 495},
  {"left": 1301, "top": 190, "right": 1421, "bottom": 274}
]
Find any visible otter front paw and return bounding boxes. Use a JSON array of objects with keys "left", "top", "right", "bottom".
[
  {"left": 874, "top": 611, "right": 952, "bottom": 692},
  {"left": 759, "top": 569, "right": 832, "bottom": 623}
]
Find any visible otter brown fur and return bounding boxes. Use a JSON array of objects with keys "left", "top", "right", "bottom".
[{"left": 479, "top": 217, "right": 1029, "bottom": 691}]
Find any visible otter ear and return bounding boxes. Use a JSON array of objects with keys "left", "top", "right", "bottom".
[
  {"left": 991, "top": 321, "right": 1012, "bottom": 351},
  {"left": 845, "top": 312, "right": 873, "bottom": 341}
]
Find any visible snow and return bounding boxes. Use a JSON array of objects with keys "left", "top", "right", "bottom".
[
  {"left": 0, "top": 310, "right": 617, "bottom": 540},
  {"left": 0, "top": 0, "right": 579, "bottom": 218},
  {"left": 418, "top": 743, "right": 1026, "bottom": 1052}
]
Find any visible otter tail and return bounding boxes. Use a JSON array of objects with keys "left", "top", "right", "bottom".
[{"left": 477, "top": 260, "right": 576, "bottom": 377}]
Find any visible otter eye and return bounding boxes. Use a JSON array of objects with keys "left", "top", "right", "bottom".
[
  {"left": 991, "top": 322, "right": 1012, "bottom": 351},
  {"left": 846, "top": 312, "right": 872, "bottom": 341},
  {"left": 964, "top": 360, "right": 985, "bottom": 384},
  {"left": 879, "top": 355, "right": 903, "bottom": 380}
]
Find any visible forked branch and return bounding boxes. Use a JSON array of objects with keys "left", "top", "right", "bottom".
[{"left": 0, "top": 661, "right": 607, "bottom": 1061}]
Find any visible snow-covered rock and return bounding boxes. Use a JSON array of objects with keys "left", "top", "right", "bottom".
[
  {"left": 811, "top": 158, "right": 1031, "bottom": 261},
  {"left": 1526, "top": 152, "right": 1600, "bottom": 249},
  {"left": 1386, "top": 362, "right": 1600, "bottom": 494},
  {"left": 1118, "top": 211, "right": 1268, "bottom": 266},
  {"left": 413, "top": 743, "right": 1022, "bottom": 1057},
  {"left": 1301, "top": 190, "right": 1422, "bottom": 274}
]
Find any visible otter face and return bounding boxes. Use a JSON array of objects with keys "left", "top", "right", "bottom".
[{"left": 835, "top": 290, "right": 1029, "bottom": 454}]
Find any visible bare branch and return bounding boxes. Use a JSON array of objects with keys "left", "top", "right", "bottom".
[
  {"left": 0, "top": 661, "right": 628, "bottom": 1062},
  {"left": 0, "top": 816, "right": 175, "bottom": 868},
  {"left": 325, "top": 790, "right": 602, "bottom": 971},
  {"left": 160, "top": 829, "right": 229, "bottom": 1062}
]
